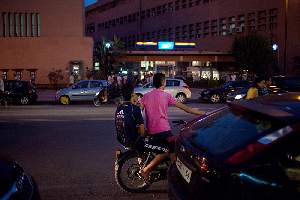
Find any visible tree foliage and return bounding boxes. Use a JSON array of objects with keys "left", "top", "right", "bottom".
[
  {"left": 48, "top": 69, "right": 64, "bottom": 86},
  {"left": 232, "top": 34, "right": 275, "bottom": 76},
  {"left": 93, "top": 35, "right": 124, "bottom": 79}
]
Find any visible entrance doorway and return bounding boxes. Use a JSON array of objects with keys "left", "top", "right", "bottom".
[{"left": 70, "top": 61, "right": 83, "bottom": 82}]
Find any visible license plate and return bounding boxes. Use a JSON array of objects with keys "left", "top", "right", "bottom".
[{"left": 176, "top": 157, "right": 192, "bottom": 183}]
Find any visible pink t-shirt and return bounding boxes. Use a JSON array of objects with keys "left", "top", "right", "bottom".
[{"left": 141, "top": 89, "right": 177, "bottom": 134}]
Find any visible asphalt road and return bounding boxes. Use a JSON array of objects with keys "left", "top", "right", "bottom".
[{"left": 0, "top": 103, "right": 224, "bottom": 200}]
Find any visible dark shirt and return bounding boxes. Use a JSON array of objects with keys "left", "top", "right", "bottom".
[
  {"left": 260, "top": 87, "right": 270, "bottom": 96},
  {"left": 115, "top": 102, "right": 144, "bottom": 146}
]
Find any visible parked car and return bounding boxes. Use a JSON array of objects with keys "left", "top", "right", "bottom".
[
  {"left": 200, "top": 80, "right": 251, "bottom": 103},
  {"left": 134, "top": 78, "right": 191, "bottom": 103},
  {"left": 168, "top": 92, "right": 300, "bottom": 200},
  {"left": 227, "top": 76, "right": 300, "bottom": 102},
  {"left": 56, "top": 80, "right": 107, "bottom": 105},
  {"left": 0, "top": 156, "right": 40, "bottom": 199},
  {"left": 3, "top": 80, "right": 37, "bottom": 105}
]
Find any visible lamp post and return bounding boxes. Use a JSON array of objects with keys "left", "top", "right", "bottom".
[
  {"left": 272, "top": 43, "right": 279, "bottom": 72},
  {"left": 283, "top": 0, "right": 289, "bottom": 75}
]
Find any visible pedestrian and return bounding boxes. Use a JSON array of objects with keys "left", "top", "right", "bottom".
[
  {"left": 260, "top": 76, "right": 272, "bottom": 96},
  {"left": 0, "top": 76, "right": 4, "bottom": 93},
  {"left": 117, "top": 75, "right": 122, "bottom": 86},
  {"left": 108, "top": 74, "right": 113, "bottom": 85},
  {"left": 245, "top": 77, "right": 266, "bottom": 100},
  {"left": 69, "top": 73, "right": 75, "bottom": 86}
]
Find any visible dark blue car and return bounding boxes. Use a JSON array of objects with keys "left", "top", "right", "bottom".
[
  {"left": 169, "top": 92, "right": 300, "bottom": 200},
  {"left": 200, "top": 80, "right": 251, "bottom": 103},
  {"left": 0, "top": 157, "right": 40, "bottom": 200}
]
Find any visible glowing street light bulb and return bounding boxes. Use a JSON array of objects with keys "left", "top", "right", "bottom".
[
  {"left": 105, "top": 42, "right": 112, "bottom": 49},
  {"left": 272, "top": 44, "right": 278, "bottom": 51}
]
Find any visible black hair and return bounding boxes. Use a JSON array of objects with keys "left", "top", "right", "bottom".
[
  {"left": 153, "top": 73, "right": 165, "bottom": 89},
  {"left": 253, "top": 77, "right": 265, "bottom": 87},
  {"left": 122, "top": 83, "right": 134, "bottom": 101}
]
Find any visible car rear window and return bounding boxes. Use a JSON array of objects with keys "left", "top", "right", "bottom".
[
  {"left": 188, "top": 108, "right": 284, "bottom": 156},
  {"left": 90, "top": 81, "right": 102, "bottom": 88},
  {"left": 166, "top": 80, "right": 180, "bottom": 87},
  {"left": 4, "top": 81, "right": 27, "bottom": 91}
]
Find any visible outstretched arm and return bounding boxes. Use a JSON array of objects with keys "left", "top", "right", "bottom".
[
  {"left": 175, "top": 102, "right": 205, "bottom": 115},
  {"left": 137, "top": 124, "right": 146, "bottom": 137}
]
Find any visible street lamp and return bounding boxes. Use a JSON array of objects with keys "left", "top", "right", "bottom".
[
  {"left": 105, "top": 42, "right": 112, "bottom": 49},
  {"left": 272, "top": 44, "right": 278, "bottom": 51},
  {"left": 272, "top": 43, "right": 279, "bottom": 71}
]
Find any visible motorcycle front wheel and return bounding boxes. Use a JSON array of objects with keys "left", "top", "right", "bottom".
[
  {"left": 115, "top": 151, "right": 150, "bottom": 193},
  {"left": 93, "top": 97, "right": 102, "bottom": 107}
]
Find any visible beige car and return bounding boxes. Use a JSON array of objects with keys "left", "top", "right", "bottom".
[{"left": 134, "top": 78, "right": 191, "bottom": 103}]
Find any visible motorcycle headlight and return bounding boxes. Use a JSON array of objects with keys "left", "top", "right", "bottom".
[{"left": 235, "top": 94, "right": 244, "bottom": 100}]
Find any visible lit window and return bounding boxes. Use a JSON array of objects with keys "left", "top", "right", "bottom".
[
  {"left": 37, "top": 13, "right": 40, "bottom": 36},
  {"left": 2, "top": 71, "right": 7, "bottom": 80},
  {"left": 30, "top": 71, "right": 37, "bottom": 82},
  {"left": 14, "top": 13, "right": 19, "bottom": 36},
  {"left": 2, "top": 12, "right": 8, "bottom": 37},
  {"left": 9, "top": 12, "right": 13, "bottom": 36},
  {"left": 20, "top": 13, "right": 24, "bottom": 36},
  {"left": 26, "top": 13, "right": 30, "bottom": 36},
  {"left": 31, "top": 13, "right": 35, "bottom": 36},
  {"left": 15, "top": 71, "right": 22, "bottom": 80}
]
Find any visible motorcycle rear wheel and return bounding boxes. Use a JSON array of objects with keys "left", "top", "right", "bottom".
[{"left": 115, "top": 151, "right": 150, "bottom": 193}]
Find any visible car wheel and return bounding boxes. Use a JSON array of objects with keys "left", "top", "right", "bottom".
[
  {"left": 20, "top": 96, "right": 30, "bottom": 105},
  {"left": 210, "top": 94, "right": 221, "bottom": 103},
  {"left": 176, "top": 93, "right": 187, "bottom": 103},
  {"left": 59, "top": 96, "right": 70, "bottom": 105}
]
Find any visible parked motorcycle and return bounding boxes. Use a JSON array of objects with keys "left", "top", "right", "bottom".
[
  {"left": 93, "top": 87, "right": 123, "bottom": 107},
  {"left": 114, "top": 120, "right": 186, "bottom": 193}
]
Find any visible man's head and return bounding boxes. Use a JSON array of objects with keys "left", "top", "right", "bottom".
[
  {"left": 153, "top": 73, "right": 166, "bottom": 89},
  {"left": 264, "top": 76, "right": 272, "bottom": 87},
  {"left": 254, "top": 77, "right": 266, "bottom": 88},
  {"left": 122, "top": 83, "right": 134, "bottom": 102}
]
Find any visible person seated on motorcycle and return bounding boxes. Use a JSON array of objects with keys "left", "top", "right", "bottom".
[
  {"left": 115, "top": 84, "right": 145, "bottom": 148},
  {"left": 139, "top": 73, "right": 205, "bottom": 181},
  {"left": 246, "top": 77, "right": 267, "bottom": 100}
]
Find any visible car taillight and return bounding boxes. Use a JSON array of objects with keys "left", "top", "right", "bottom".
[
  {"left": 226, "top": 126, "right": 293, "bottom": 165},
  {"left": 226, "top": 142, "right": 266, "bottom": 165},
  {"left": 193, "top": 156, "right": 209, "bottom": 172}
]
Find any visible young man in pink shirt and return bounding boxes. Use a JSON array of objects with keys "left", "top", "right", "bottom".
[{"left": 140, "top": 73, "right": 205, "bottom": 181}]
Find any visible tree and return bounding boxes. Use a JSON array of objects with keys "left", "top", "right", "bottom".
[
  {"left": 93, "top": 35, "right": 124, "bottom": 79},
  {"left": 48, "top": 69, "right": 64, "bottom": 88},
  {"left": 232, "top": 33, "right": 275, "bottom": 77}
]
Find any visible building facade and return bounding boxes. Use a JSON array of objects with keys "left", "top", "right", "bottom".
[
  {"left": 0, "top": 0, "right": 93, "bottom": 86},
  {"left": 86, "top": 0, "right": 300, "bottom": 79}
]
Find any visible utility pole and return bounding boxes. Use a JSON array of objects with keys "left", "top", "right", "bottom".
[{"left": 283, "top": 0, "right": 288, "bottom": 75}]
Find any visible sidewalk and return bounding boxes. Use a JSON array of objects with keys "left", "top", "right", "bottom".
[{"left": 36, "top": 88, "right": 204, "bottom": 103}]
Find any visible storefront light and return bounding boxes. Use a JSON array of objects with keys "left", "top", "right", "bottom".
[
  {"left": 175, "top": 42, "right": 196, "bottom": 46},
  {"left": 136, "top": 42, "right": 157, "bottom": 46}
]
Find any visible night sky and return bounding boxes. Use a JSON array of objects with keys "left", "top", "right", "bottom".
[{"left": 85, "top": 0, "right": 97, "bottom": 6}]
